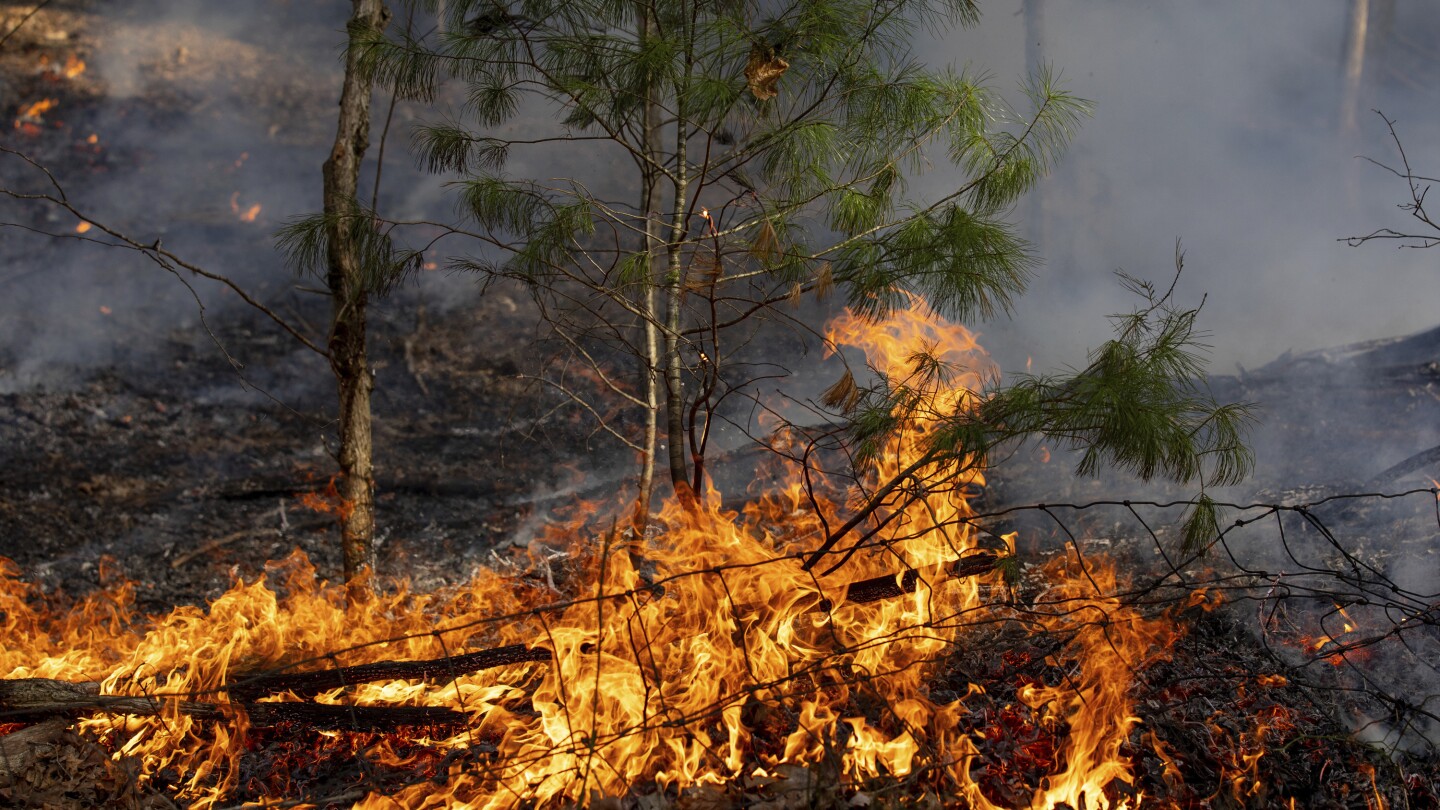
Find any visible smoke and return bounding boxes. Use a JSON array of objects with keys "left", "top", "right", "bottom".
[{"left": 914, "top": 0, "right": 1440, "bottom": 377}]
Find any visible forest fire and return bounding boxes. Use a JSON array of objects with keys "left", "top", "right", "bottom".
[{"left": 0, "top": 300, "right": 1207, "bottom": 808}]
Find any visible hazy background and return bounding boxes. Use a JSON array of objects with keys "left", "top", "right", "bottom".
[
  {"left": 2, "top": 0, "right": 1438, "bottom": 386},
  {"left": 933, "top": 0, "right": 1440, "bottom": 376}
]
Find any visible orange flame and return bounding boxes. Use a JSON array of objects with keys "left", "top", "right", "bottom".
[
  {"left": 229, "top": 192, "right": 262, "bottom": 223},
  {"left": 0, "top": 298, "right": 1188, "bottom": 808},
  {"left": 297, "top": 474, "right": 354, "bottom": 522},
  {"left": 14, "top": 98, "right": 58, "bottom": 131}
]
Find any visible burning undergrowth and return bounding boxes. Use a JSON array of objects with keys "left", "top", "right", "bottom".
[{"left": 3, "top": 300, "right": 1438, "bottom": 808}]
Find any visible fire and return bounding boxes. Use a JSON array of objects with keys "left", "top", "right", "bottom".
[
  {"left": 38, "top": 53, "right": 85, "bottom": 79},
  {"left": 76, "top": 221, "right": 92, "bottom": 234},
  {"left": 297, "top": 473, "right": 355, "bottom": 522},
  {"left": 1, "top": 298, "right": 1187, "bottom": 808},
  {"left": 14, "top": 98, "right": 58, "bottom": 133},
  {"left": 230, "top": 191, "right": 262, "bottom": 223}
]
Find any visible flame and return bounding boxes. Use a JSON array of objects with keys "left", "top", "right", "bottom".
[
  {"left": 14, "top": 98, "right": 58, "bottom": 132},
  {"left": 1, "top": 298, "right": 1188, "bottom": 808},
  {"left": 38, "top": 53, "right": 85, "bottom": 78},
  {"left": 1299, "top": 603, "right": 1367, "bottom": 667},
  {"left": 229, "top": 192, "right": 262, "bottom": 223},
  {"left": 76, "top": 221, "right": 92, "bottom": 234},
  {"left": 297, "top": 473, "right": 355, "bottom": 522}
]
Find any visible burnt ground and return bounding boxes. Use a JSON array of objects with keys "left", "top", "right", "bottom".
[{"left": 0, "top": 285, "right": 590, "bottom": 611}]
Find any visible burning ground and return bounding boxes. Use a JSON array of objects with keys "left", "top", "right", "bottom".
[{"left": 3, "top": 291, "right": 1440, "bottom": 808}]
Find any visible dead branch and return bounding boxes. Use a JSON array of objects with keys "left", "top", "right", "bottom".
[
  {"left": 0, "top": 678, "right": 464, "bottom": 731},
  {"left": 226, "top": 643, "right": 552, "bottom": 701}
]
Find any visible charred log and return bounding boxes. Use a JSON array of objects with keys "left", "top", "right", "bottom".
[{"left": 227, "top": 643, "right": 552, "bottom": 701}]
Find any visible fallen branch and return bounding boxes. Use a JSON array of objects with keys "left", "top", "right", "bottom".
[
  {"left": 0, "top": 678, "right": 464, "bottom": 731},
  {"left": 227, "top": 643, "right": 552, "bottom": 701},
  {"left": 826, "top": 552, "right": 1000, "bottom": 610}
]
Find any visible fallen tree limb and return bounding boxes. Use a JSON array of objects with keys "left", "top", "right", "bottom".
[
  {"left": 0, "top": 678, "right": 464, "bottom": 731},
  {"left": 1367, "top": 443, "right": 1440, "bottom": 487},
  {"left": 828, "top": 552, "right": 1000, "bottom": 610},
  {"left": 227, "top": 643, "right": 552, "bottom": 701}
]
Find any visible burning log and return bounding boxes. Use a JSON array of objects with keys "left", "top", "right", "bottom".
[
  {"left": 0, "top": 677, "right": 464, "bottom": 731},
  {"left": 226, "top": 643, "right": 552, "bottom": 701},
  {"left": 818, "top": 551, "right": 1000, "bottom": 610}
]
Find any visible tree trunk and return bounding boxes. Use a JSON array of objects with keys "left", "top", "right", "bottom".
[
  {"left": 1022, "top": 0, "right": 1047, "bottom": 256},
  {"left": 663, "top": 81, "right": 692, "bottom": 505},
  {"left": 634, "top": 3, "right": 662, "bottom": 530},
  {"left": 1339, "top": 0, "right": 1369, "bottom": 136},
  {"left": 324, "top": 0, "right": 390, "bottom": 593}
]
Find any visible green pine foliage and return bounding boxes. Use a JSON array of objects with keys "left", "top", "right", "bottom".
[{"left": 350, "top": 0, "right": 1252, "bottom": 551}]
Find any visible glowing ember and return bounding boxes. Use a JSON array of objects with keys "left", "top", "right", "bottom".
[{"left": 0, "top": 299, "right": 1188, "bottom": 808}]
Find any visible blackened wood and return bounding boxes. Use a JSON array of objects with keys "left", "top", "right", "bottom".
[
  {"left": 816, "top": 552, "right": 1000, "bottom": 612},
  {"left": 227, "top": 643, "right": 552, "bottom": 701}
]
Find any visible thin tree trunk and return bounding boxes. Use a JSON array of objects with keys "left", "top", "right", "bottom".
[
  {"left": 324, "top": 0, "right": 390, "bottom": 593},
  {"left": 663, "top": 66, "right": 691, "bottom": 505},
  {"left": 634, "top": 2, "right": 662, "bottom": 529},
  {"left": 1340, "top": 0, "right": 1369, "bottom": 136},
  {"left": 1022, "top": 0, "right": 1047, "bottom": 256}
]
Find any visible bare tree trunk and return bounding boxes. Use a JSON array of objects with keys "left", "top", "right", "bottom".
[
  {"left": 634, "top": 2, "right": 662, "bottom": 529},
  {"left": 1022, "top": 0, "right": 1047, "bottom": 255},
  {"left": 1340, "top": 0, "right": 1370, "bottom": 136},
  {"left": 663, "top": 122, "right": 691, "bottom": 504},
  {"left": 324, "top": 0, "right": 390, "bottom": 593},
  {"left": 661, "top": 39, "right": 693, "bottom": 505}
]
